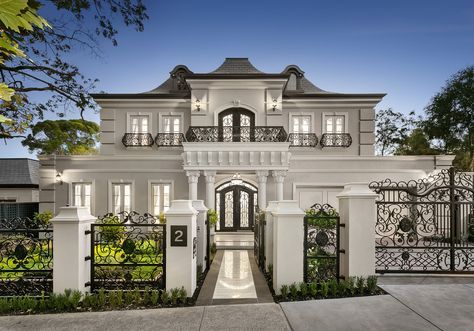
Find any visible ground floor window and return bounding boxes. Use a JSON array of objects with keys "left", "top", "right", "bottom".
[
  {"left": 72, "top": 182, "right": 92, "bottom": 213},
  {"left": 112, "top": 183, "right": 132, "bottom": 214},
  {"left": 151, "top": 183, "right": 171, "bottom": 216}
]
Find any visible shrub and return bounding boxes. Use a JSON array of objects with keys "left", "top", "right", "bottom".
[
  {"left": 280, "top": 285, "right": 289, "bottom": 300},
  {"left": 178, "top": 287, "right": 187, "bottom": 305},
  {"left": 309, "top": 283, "right": 318, "bottom": 298},
  {"left": 207, "top": 209, "right": 218, "bottom": 226},
  {"left": 289, "top": 283, "right": 298, "bottom": 300},
  {"left": 328, "top": 278, "right": 338, "bottom": 297},
  {"left": 356, "top": 276, "right": 365, "bottom": 295},
  {"left": 346, "top": 277, "right": 356, "bottom": 296},
  {"left": 161, "top": 290, "right": 170, "bottom": 306},
  {"left": 33, "top": 210, "right": 53, "bottom": 227},
  {"left": 320, "top": 281, "right": 329, "bottom": 298},
  {"left": 299, "top": 282, "right": 308, "bottom": 299},
  {"left": 366, "top": 276, "right": 378, "bottom": 294},
  {"left": 159, "top": 212, "right": 167, "bottom": 224}
]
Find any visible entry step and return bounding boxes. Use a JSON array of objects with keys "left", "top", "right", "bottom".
[{"left": 215, "top": 232, "right": 254, "bottom": 250}]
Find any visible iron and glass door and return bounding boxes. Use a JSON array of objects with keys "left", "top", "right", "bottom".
[
  {"left": 216, "top": 182, "right": 258, "bottom": 231},
  {"left": 218, "top": 108, "right": 255, "bottom": 142}
]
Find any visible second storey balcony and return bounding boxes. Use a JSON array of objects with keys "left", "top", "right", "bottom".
[{"left": 185, "top": 126, "right": 288, "bottom": 143}]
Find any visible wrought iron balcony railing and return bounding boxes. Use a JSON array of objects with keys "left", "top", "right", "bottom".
[
  {"left": 320, "top": 133, "right": 352, "bottom": 148},
  {"left": 155, "top": 133, "right": 185, "bottom": 147},
  {"left": 122, "top": 133, "right": 154, "bottom": 147},
  {"left": 185, "top": 126, "right": 288, "bottom": 143},
  {"left": 288, "top": 133, "right": 318, "bottom": 147}
]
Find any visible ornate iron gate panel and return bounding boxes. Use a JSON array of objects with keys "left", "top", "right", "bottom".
[
  {"left": 89, "top": 212, "right": 166, "bottom": 292},
  {"left": 0, "top": 217, "right": 53, "bottom": 296},
  {"left": 205, "top": 212, "right": 211, "bottom": 271},
  {"left": 370, "top": 168, "right": 474, "bottom": 273},
  {"left": 254, "top": 211, "right": 265, "bottom": 270},
  {"left": 304, "top": 204, "right": 341, "bottom": 283}
]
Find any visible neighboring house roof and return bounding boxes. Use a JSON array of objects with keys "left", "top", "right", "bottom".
[
  {"left": 0, "top": 158, "right": 39, "bottom": 188},
  {"left": 91, "top": 58, "right": 385, "bottom": 99}
]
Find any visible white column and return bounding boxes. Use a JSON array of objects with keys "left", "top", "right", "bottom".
[
  {"left": 272, "top": 200, "right": 305, "bottom": 294},
  {"left": 165, "top": 200, "right": 198, "bottom": 295},
  {"left": 337, "top": 183, "right": 378, "bottom": 278},
  {"left": 192, "top": 200, "right": 208, "bottom": 270},
  {"left": 186, "top": 170, "right": 200, "bottom": 201},
  {"left": 50, "top": 206, "right": 96, "bottom": 294},
  {"left": 256, "top": 170, "right": 269, "bottom": 210},
  {"left": 264, "top": 201, "right": 278, "bottom": 272},
  {"left": 203, "top": 170, "right": 216, "bottom": 210},
  {"left": 272, "top": 170, "right": 287, "bottom": 201}
]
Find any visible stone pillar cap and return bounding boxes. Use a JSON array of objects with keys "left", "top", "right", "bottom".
[
  {"left": 272, "top": 200, "right": 305, "bottom": 216},
  {"left": 166, "top": 200, "right": 198, "bottom": 216},
  {"left": 50, "top": 206, "right": 96, "bottom": 224},
  {"left": 192, "top": 200, "right": 209, "bottom": 212},
  {"left": 336, "top": 183, "right": 378, "bottom": 198},
  {"left": 266, "top": 201, "right": 279, "bottom": 212}
]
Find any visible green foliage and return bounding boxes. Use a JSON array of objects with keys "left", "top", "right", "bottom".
[
  {"left": 280, "top": 285, "right": 289, "bottom": 301},
  {"left": 356, "top": 277, "right": 365, "bottom": 295},
  {"left": 178, "top": 287, "right": 187, "bottom": 305},
  {"left": 320, "top": 281, "right": 329, "bottom": 298},
  {"left": 21, "top": 119, "right": 99, "bottom": 155},
  {"left": 33, "top": 210, "right": 53, "bottom": 226},
  {"left": 158, "top": 212, "right": 167, "bottom": 224},
  {"left": 207, "top": 209, "right": 218, "bottom": 226},
  {"left": 308, "top": 282, "right": 318, "bottom": 298},
  {"left": 299, "top": 282, "right": 308, "bottom": 299},
  {"left": 289, "top": 283, "right": 298, "bottom": 300},
  {"left": 396, "top": 128, "right": 441, "bottom": 156},
  {"left": 366, "top": 276, "right": 378, "bottom": 295},
  {"left": 99, "top": 213, "right": 125, "bottom": 244},
  {"left": 375, "top": 108, "right": 415, "bottom": 156}
]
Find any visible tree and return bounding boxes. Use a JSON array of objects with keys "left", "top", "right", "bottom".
[
  {"left": 395, "top": 128, "right": 440, "bottom": 156},
  {"left": 375, "top": 108, "right": 414, "bottom": 156},
  {"left": 423, "top": 66, "right": 474, "bottom": 171},
  {"left": 0, "top": 0, "right": 148, "bottom": 139},
  {"left": 21, "top": 119, "right": 99, "bottom": 155}
]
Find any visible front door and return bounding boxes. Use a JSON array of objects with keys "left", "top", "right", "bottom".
[{"left": 217, "top": 183, "right": 257, "bottom": 231}]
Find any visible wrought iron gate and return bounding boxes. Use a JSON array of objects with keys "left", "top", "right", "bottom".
[
  {"left": 254, "top": 210, "right": 265, "bottom": 270},
  {"left": 304, "top": 204, "right": 341, "bottom": 282},
  {"left": 370, "top": 168, "right": 474, "bottom": 273},
  {"left": 88, "top": 211, "right": 166, "bottom": 292}
]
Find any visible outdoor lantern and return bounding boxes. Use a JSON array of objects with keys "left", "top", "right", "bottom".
[
  {"left": 195, "top": 99, "right": 201, "bottom": 111},
  {"left": 272, "top": 98, "right": 278, "bottom": 111},
  {"left": 56, "top": 172, "right": 63, "bottom": 185}
]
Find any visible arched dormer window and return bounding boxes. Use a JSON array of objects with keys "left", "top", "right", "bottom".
[
  {"left": 282, "top": 65, "right": 305, "bottom": 92},
  {"left": 169, "top": 65, "right": 193, "bottom": 91}
]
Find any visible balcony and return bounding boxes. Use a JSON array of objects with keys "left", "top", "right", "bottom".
[
  {"left": 155, "top": 133, "right": 185, "bottom": 147},
  {"left": 185, "top": 126, "right": 288, "bottom": 143},
  {"left": 320, "top": 133, "right": 352, "bottom": 148},
  {"left": 288, "top": 133, "right": 318, "bottom": 147},
  {"left": 121, "top": 133, "right": 154, "bottom": 147}
]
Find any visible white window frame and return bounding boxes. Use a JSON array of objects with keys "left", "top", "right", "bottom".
[
  {"left": 289, "top": 112, "right": 314, "bottom": 133},
  {"left": 322, "top": 112, "right": 349, "bottom": 134},
  {"left": 126, "top": 112, "right": 152, "bottom": 134},
  {"left": 69, "top": 180, "right": 95, "bottom": 215},
  {"left": 148, "top": 180, "right": 174, "bottom": 217},
  {"left": 158, "top": 112, "right": 184, "bottom": 133},
  {"left": 108, "top": 180, "right": 134, "bottom": 214}
]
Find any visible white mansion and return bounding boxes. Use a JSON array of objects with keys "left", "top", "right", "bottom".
[{"left": 39, "top": 58, "right": 453, "bottom": 231}]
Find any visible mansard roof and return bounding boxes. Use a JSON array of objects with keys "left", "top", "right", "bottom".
[
  {"left": 91, "top": 58, "right": 385, "bottom": 99},
  {"left": 0, "top": 158, "right": 39, "bottom": 188}
]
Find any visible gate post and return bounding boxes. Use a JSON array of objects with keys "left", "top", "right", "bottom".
[
  {"left": 165, "top": 200, "right": 198, "bottom": 295},
  {"left": 272, "top": 200, "right": 305, "bottom": 294},
  {"left": 337, "top": 183, "right": 378, "bottom": 278},
  {"left": 264, "top": 201, "right": 278, "bottom": 272},
  {"left": 192, "top": 200, "right": 208, "bottom": 272},
  {"left": 50, "top": 206, "right": 96, "bottom": 294}
]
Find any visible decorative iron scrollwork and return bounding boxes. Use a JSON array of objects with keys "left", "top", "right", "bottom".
[
  {"left": 288, "top": 133, "right": 318, "bottom": 147},
  {"left": 320, "top": 133, "right": 352, "bottom": 148},
  {"left": 122, "top": 133, "right": 154, "bottom": 147},
  {"left": 185, "top": 126, "right": 288, "bottom": 143},
  {"left": 155, "top": 133, "right": 185, "bottom": 147}
]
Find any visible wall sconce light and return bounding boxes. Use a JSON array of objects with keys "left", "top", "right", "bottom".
[
  {"left": 195, "top": 99, "right": 201, "bottom": 111},
  {"left": 56, "top": 172, "right": 63, "bottom": 185},
  {"left": 272, "top": 98, "right": 278, "bottom": 111}
]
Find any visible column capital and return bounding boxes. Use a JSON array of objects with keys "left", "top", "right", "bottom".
[
  {"left": 256, "top": 170, "right": 269, "bottom": 183},
  {"left": 203, "top": 170, "right": 217, "bottom": 183},
  {"left": 186, "top": 170, "right": 200, "bottom": 183},
  {"left": 272, "top": 170, "right": 287, "bottom": 183}
]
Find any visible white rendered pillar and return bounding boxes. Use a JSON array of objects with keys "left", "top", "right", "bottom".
[
  {"left": 192, "top": 200, "right": 208, "bottom": 271},
  {"left": 186, "top": 170, "right": 200, "bottom": 201},
  {"left": 256, "top": 170, "right": 269, "bottom": 210},
  {"left": 272, "top": 170, "right": 287, "bottom": 201},
  {"left": 337, "top": 183, "right": 378, "bottom": 278},
  {"left": 203, "top": 171, "right": 216, "bottom": 210},
  {"left": 50, "top": 206, "right": 96, "bottom": 294},
  {"left": 272, "top": 200, "right": 305, "bottom": 294},
  {"left": 165, "top": 200, "right": 198, "bottom": 295},
  {"left": 264, "top": 201, "right": 278, "bottom": 272}
]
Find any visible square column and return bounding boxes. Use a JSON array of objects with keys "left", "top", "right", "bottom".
[
  {"left": 203, "top": 170, "right": 216, "bottom": 210},
  {"left": 272, "top": 170, "right": 287, "bottom": 201},
  {"left": 256, "top": 170, "right": 269, "bottom": 210},
  {"left": 186, "top": 170, "right": 200, "bottom": 201}
]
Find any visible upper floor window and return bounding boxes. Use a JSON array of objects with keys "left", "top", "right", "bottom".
[
  {"left": 130, "top": 115, "right": 149, "bottom": 133},
  {"left": 163, "top": 115, "right": 181, "bottom": 133},
  {"left": 324, "top": 114, "right": 346, "bottom": 133},
  {"left": 151, "top": 183, "right": 171, "bottom": 216},
  {"left": 292, "top": 115, "right": 311, "bottom": 133},
  {"left": 112, "top": 183, "right": 132, "bottom": 214},
  {"left": 72, "top": 182, "right": 92, "bottom": 213}
]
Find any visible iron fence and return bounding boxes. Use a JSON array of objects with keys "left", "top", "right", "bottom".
[{"left": 0, "top": 203, "right": 39, "bottom": 220}]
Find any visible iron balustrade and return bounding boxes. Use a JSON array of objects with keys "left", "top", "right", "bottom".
[
  {"left": 185, "top": 126, "right": 288, "bottom": 143},
  {"left": 320, "top": 133, "right": 352, "bottom": 148},
  {"left": 121, "top": 133, "right": 154, "bottom": 147},
  {"left": 155, "top": 133, "right": 185, "bottom": 147},
  {"left": 288, "top": 133, "right": 318, "bottom": 147}
]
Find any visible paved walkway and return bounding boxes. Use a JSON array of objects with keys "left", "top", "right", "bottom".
[{"left": 1, "top": 278, "right": 473, "bottom": 330}]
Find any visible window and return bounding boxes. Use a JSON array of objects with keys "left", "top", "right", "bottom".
[
  {"left": 112, "top": 183, "right": 132, "bottom": 214},
  {"left": 324, "top": 115, "right": 345, "bottom": 133},
  {"left": 130, "top": 115, "right": 149, "bottom": 133},
  {"left": 292, "top": 115, "right": 311, "bottom": 134},
  {"left": 163, "top": 116, "right": 181, "bottom": 133},
  {"left": 72, "top": 183, "right": 92, "bottom": 213},
  {"left": 151, "top": 183, "right": 171, "bottom": 216}
]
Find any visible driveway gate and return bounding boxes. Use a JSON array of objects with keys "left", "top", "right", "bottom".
[
  {"left": 370, "top": 168, "right": 474, "bottom": 273},
  {"left": 88, "top": 211, "right": 166, "bottom": 292}
]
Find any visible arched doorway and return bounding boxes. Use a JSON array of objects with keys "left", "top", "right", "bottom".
[
  {"left": 215, "top": 180, "right": 258, "bottom": 231},
  {"left": 218, "top": 108, "right": 255, "bottom": 142}
]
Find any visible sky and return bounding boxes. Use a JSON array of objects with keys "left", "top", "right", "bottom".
[{"left": 2, "top": 0, "right": 474, "bottom": 158}]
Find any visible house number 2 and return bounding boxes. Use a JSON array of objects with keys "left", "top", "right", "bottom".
[{"left": 170, "top": 225, "right": 187, "bottom": 247}]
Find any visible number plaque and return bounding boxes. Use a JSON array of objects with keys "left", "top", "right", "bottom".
[{"left": 170, "top": 225, "right": 187, "bottom": 247}]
